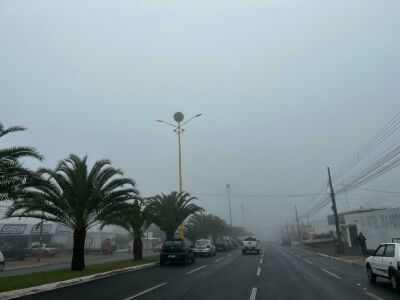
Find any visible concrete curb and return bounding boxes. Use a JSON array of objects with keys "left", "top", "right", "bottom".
[
  {"left": 0, "top": 262, "right": 158, "bottom": 300},
  {"left": 315, "top": 252, "right": 364, "bottom": 268}
]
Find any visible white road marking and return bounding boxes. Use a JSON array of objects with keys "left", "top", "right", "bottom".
[
  {"left": 365, "top": 292, "right": 384, "bottom": 300},
  {"left": 124, "top": 282, "right": 167, "bottom": 300},
  {"left": 321, "top": 268, "right": 341, "bottom": 280},
  {"left": 6, "top": 264, "right": 42, "bottom": 270},
  {"left": 304, "top": 259, "right": 313, "bottom": 265},
  {"left": 228, "top": 253, "right": 233, "bottom": 257},
  {"left": 186, "top": 265, "right": 207, "bottom": 275},
  {"left": 260, "top": 259, "right": 263, "bottom": 264},
  {"left": 295, "top": 254, "right": 300, "bottom": 258},
  {"left": 261, "top": 254, "right": 264, "bottom": 258},
  {"left": 214, "top": 257, "right": 225, "bottom": 263},
  {"left": 256, "top": 267, "right": 261, "bottom": 276},
  {"left": 249, "top": 287, "right": 257, "bottom": 300}
]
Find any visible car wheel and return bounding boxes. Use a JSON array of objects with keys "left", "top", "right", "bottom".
[
  {"left": 0, "top": 262, "right": 4, "bottom": 271},
  {"left": 160, "top": 259, "right": 165, "bottom": 266},
  {"left": 367, "top": 267, "right": 376, "bottom": 283},
  {"left": 192, "top": 255, "right": 196, "bottom": 264},
  {"left": 390, "top": 272, "right": 399, "bottom": 291}
]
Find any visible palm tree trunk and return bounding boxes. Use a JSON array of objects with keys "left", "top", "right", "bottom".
[
  {"left": 133, "top": 236, "right": 143, "bottom": 261},
  {"left": 71, "top": 229, "right": 86, "bottom": 271}
]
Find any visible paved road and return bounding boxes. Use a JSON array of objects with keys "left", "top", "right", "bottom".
[
  {"left": 0, "top": 250, "right": 154, "bottom": 278},
  {"left": 19, "top": 243, "right": 400, "bottom": 300}
]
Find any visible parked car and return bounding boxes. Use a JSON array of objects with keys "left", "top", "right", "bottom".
[
  {"left": 193, "top": 239, "right": 216, "bottom": 256},
  {"left": 160, "top": 238, "right": 195, "bottom": 265},
  {"left": 27, "top": 244, "right": 60, "bottom": 257},
  {"left": 366, "top": 243, "right": 400, "bottom": 291},
  {"left": 215, "top": 240, "right": 229, "bottom": 252},
  {"left": 153, "top": 242, "right": 163, "bottom": 253},
  {"left": 0, "top": 250, "right": 4, "bottom": 271},
  {"left": 242, "top": 236, "right": 260, "bottom": 255},
  {"left": 1, "top": 247, "right": 26, "bottom": 261}
]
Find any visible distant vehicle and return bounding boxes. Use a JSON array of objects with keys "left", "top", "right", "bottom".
[
  {"left": 215, "top": 240, "right": 229, "bottom": 252},
  {"left": 0, "top": 250, "right": 4, "bottom": 271},
  {"left": 1, "top": 247, "right": 26, "bottom": 261},
  {"left": 153, "top": 242, "right": 163, "bottom": 253},
  {"left": 366, "top": 243, "right": 400, "bottom": 291},
  {"left": 27, "top": 244, "right": 60, "bottom": 257},
  {"left": 101, "top": 239, "right": 113, "bottom": 255},
  {"left": 160, "top": 238, "right": 195, "bottom": 265},
  {"left": 242, "top": 236, "right": 260, "bottom": 255},
  {"left": 193, "top": 239, "right": 216, "bottom": 256},
  {"left": 281, "top": 237, "right": 291, "bottom": 246}
]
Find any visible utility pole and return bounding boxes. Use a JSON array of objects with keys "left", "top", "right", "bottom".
[
  {"left": 285, "top": 218, "right": 289, "bottom": 236},
  {"left": 327, "top": 167, "right": 344, "bottom": 253},
  {"left": 241, "top": 204, "right": 246, "bottom": 228},
  {"left": 295, "top": 206, "right": 301, "bottom": 244},
  {"left": 226, "top": 184, "right": 232, "bottom": 226}
]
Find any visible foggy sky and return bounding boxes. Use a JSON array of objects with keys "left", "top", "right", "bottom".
[{"left": 1, "top": 0, "right": 400, "bottom": 238}]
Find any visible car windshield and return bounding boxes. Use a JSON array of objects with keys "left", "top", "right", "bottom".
[
  {"left": 244, "top": 237, "right": 257, "bottom": 241},
  {"left": 195, "top": 240, "right": 209, "bottom": 245}
]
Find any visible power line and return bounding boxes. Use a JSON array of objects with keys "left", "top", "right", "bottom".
[{"left": 193, "top": 192, "right": 324, "bottom": 198}]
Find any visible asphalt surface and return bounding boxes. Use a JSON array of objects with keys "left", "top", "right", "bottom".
[{"left": 17, "top": 243, "right": 400, "bottom": 300}]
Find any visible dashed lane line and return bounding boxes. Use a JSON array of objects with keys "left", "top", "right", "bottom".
[
  {"left": 256, "top": 267, "right": 261, "bottom": 276},
  {"left": 186, "top": 265, "right": 207, "bottom": 275},
  {"left": 214, "top": 257, "right": 225, "bottom": 263},
  {"left": 260, "top": 259, "right": 263, "bottom": 264},
  {"left": 124, "top": 282, "right": 168, "bottom": 300},
  {"left": 365, "top": 292, "right": 384, "bottom": 300},
  {"left": 228, "top": 253, "right": 233, "bottom": 257},
  {"left": 321, "top": 268, "right": 341, "bottom": 280},
  {"left": 304, "top": 259, "right": 313, "bottom": 265},
  {"left": 249, "top": 287, "right": 257, "bottom": 300}
]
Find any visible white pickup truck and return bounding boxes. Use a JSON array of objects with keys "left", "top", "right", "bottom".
[{"left": 242, "top": 236, "right": 260, "bottom": 255}]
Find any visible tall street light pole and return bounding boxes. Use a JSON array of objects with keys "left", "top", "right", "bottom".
[{"left": 157, "top": 112, "right": 202, "bottom": 238}]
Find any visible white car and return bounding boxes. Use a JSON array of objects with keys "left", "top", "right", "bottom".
[
  {"left": 0, "top": 250, "right": 4, "bottom": 271},
  {"left": 193, "top": 239, "right": 216, "bottom": 256},
  {"left": 242, "top": 236, "right": 260, "bottom": 255},
  {"left": 366, "top": 243, "right": 400, "bottom": 290}
]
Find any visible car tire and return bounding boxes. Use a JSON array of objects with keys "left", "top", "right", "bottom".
[
  {"left": 390, "top": 272, "right": 399, "bottom": 291},
  {"left": 0, "top": 262, "right": 4, "bottom": 271},
  {"left": 160, "top": 259, "right": 165, "bottom": 266},
  {"left": 192, "top": 255, "right": 196, "bottom": 264},
  {"left": 367, "top": 266, "right": 376, "bottom": 283}
]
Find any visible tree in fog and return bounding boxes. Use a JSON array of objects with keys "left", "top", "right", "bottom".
[
  {"left": 6, "top": 155, "right": 136, "bottom": 270},
  {"left": 186, "top": 214, "right": 229, "bottom": 242},
  {"left": 0, "top": 122, "right": 43, "bottom": 201},
  {"left": 147, "top": 191, "right": 203, "bottom": 239},
  {"left": 102, "top": 198, "right": 151, "bottom": 261}
]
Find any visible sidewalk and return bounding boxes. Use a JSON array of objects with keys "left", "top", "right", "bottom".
[{"left": 302, "top": 245, "right": 366, "bottom": 266}]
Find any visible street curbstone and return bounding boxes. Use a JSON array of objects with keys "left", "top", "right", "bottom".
[{"left": 0, "top": 262, "right": 158, "bottom": 300}]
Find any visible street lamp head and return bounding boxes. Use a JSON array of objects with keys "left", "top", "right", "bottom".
[
  {"left": 195, "top": 114, "right": 202, "bottom": 118},
  {"left": 174, "top": 112, "right": 184, "bottom": 123},
  {"left": 156, "top": 120, "right": 163, "bottom": 123}
]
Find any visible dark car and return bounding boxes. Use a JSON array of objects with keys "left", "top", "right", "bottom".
[
  {"left": 281, "top": 237, "right": 291, "bottom": 246},
  {"left": 215, "top": 240, "right": 229, "bottom": 252},
  {"left": 1, "top": 247, "right": 26, "bottom": 261},
  {"left": 160, "top": 238, "right": 195, "bottom": 265}
]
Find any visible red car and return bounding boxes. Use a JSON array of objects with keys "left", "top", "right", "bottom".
[{"left": 153, "top": 242, "right": 163, "bottom": 253}]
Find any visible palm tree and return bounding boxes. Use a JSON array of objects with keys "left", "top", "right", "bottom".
[
  {"left": 147, "top": 191, "right": 203, "bottom": 239},
  {"left": 6, "top": 154, "right": 137, "bottom": 270},
  {"left": 186, "top": 214, "right": 229, "bottom": 242},
  {"left": 102, "top": 199, "right": 151, "bottom": 261},
  {"left": 0, "top": 122, "right": 43, "bottom": 201}
]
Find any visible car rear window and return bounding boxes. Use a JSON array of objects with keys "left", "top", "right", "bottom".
[
  {"left": 244, "top": 237, "right": 257, "bottom": 241},
  {"left": 164, "top": 240, "right": 183, "bottom": 246}
]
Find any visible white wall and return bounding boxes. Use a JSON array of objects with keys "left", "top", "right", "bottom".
[{"left": 344, "top": 207, "right": 400, "bottom": 250}]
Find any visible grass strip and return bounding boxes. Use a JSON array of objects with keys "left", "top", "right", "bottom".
[{"left": 0, "top": 255, "right": 158, "bottom": 293}]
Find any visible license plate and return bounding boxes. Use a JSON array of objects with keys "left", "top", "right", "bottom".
[{"left": 168, "top": 255, "right": 176, "bottom": 258}]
